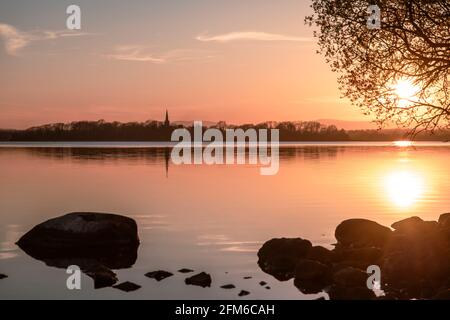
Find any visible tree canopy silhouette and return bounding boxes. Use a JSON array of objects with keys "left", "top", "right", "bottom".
[{"left": 306, "top": 0, "right": 450, "bottom": 133}]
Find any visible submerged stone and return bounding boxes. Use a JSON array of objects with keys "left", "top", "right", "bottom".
[
  {"left": 145, "top": 270, "right": 174, "bottom": 281},
  {"left": 238, "top": 290, "right": 250, "bottom": 297},
  {"left": 84, "top": 264, "right": 118, "bottom": 289},
  {"left": 113, "top": 281, "right": 141, "bottom": 292},
  {"left": 185, "top": 272, "right": 212, "bottom": 288},
  {"left": 178, "top": 268, "right": 194, "bottom": 274}
]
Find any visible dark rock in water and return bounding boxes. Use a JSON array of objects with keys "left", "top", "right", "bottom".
[
  {"left": 220, "top": 284, "right": 235, "bottom": 289},
  {"left": 335, "top": 219, "right": 392, "bottom": 248},
  {"left": 16, "top": 212, "right": 139, "bottom": 269},
  {"left": 391, "top": 217, "right": 439, "bottom": 236},
  {"left": 257, "top": 238, "right": 312, "bottom": 281},
  {"left": 16, "top": 212, "right": 139, "bottom": 289},
  {"left": 438, "top": 213, "right": 450, "bottom": 228},
  {"left": 238, "top": 290, "right": 250, "bottom": 297},
  {"left": 391, "top": 216, "right": 423, "bottom": 231},
  {"left": 113, "top": 281, "right": 141, "bottom": 292},
  {"left": 84, "top": 264, "right": 118, "bottom": 289},
  {"left": 306, "top": 246, "right": 335, "bottom": 264},
  {"left": 294, "top": 259, "right": 332, "bottom": 294},
  {"left": 145, "top": 270, "right": 174, "bottom": 281},
  {"left": 243, "top": 276, "right": 252, "bottom": 279},
  {"left": 333, "top": 267, "right": 367, "bottom": 288},
  {"left": 0, "top": 274, "right": 7, "bottom": 280},
  {"left": 257, "top": 215, "right": 450, "bottom": 299},
  {"left": 178, "top": 268, "right": 194, "bottom": 274},
  {"left": 185, "top": 272, "right": 212, "bottom": 288},
  {"left": 17, "top": 212, "right": 139, "bottom": 250},
  {"left": 328, "top": 285, "right": 376, "bottom": 300},
  {"left": 259, "top": 281, "right": 267, "bottom": 286}
]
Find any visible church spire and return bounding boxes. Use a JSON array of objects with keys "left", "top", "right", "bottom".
[{"left": 164, "top": 109, "right": 170, "bottom": 127}]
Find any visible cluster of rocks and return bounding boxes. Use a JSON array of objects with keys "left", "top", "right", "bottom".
[
  {"left": 13, "top": 212, "right": 262, "bottom": 296},
  {"left": 258, "top": 213, "right": 450, "bottom": 299},
  {"left": 145, "top": 269, "right": 268, "bottom": 297},
  {"left": 145, "top": 269, "right": 212, "bottom": 288}
]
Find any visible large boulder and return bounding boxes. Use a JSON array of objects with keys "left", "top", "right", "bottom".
[
  {"left": 17, "top": 212, "right": 139, "bottom": 251},
  {"left": 257, "top": 238, "right": 312, "bottom": 281},
  {"left": 335, "top": 219, "right": 392, "bottom": 248},
  {"left": 16, "top": 212, "right": 140, "bottom": 288}
]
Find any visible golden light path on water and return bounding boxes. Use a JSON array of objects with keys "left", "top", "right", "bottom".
[
  {"left": 384, "top": 171, "right": 425, "bottom": 208},
  {"left": 383, "top": 141, "right": 425, "bottom": 209}
]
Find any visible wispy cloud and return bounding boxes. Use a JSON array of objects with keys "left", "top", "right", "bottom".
[
  {"left": 0, "top": 23, "right": 88, "bottom": 56},
  {"left": 196, "top": 31, "right": 312, "bottom": 43},
  {"left": 105, "top": 46, "right": 216, "bottom": 63},
  {"left": 105, "top": 45, "right": 166, "bottom": 63}
]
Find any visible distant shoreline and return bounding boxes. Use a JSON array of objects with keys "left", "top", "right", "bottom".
[
  {"left": 1, "top": 119, "right": 450, "bottom": 142},
  {"left": 1, "top": 141, "right": 449, "bottom": 147}
]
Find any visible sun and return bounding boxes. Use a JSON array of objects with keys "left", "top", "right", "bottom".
[
  {"left": 395, "top": 80, "right": 418, "bottom": 99},
  {"left": 394, "top": 80, "right": 419, "bottom": 108}
]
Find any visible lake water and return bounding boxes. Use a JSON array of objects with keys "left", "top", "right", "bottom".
[{"left": 1, "top": 142, "right": 449, "bottom": 299}]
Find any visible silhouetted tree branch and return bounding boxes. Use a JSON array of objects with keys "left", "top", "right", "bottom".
[{"left": 306, "top": 0, "right": 450, "bottom": 134}]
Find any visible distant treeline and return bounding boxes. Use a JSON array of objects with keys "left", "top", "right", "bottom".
[{"left": 1, "top": 120, "right": 449, "bottom": 142}]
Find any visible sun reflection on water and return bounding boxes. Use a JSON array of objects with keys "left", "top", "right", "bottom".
[
  {"left": 384, "top": 170, "right": 425, "bottom": 208},
  {"left": 393, "top": 141, "right": 413, "bottom": 147}
]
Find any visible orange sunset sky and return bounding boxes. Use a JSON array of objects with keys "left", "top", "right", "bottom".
[{"left": 0, "top": 0, "right": 369, "bottom": 129}]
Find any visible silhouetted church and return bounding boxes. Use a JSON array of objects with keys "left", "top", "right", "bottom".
[{"left": 164, "top": 110, "right": 170, "bottom": 127}]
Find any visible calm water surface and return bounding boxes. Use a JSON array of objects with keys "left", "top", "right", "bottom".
[{"left": 0, "top": 142, "right": 449, "bottom": 299}]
